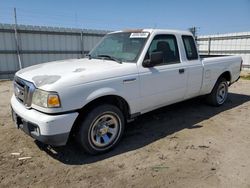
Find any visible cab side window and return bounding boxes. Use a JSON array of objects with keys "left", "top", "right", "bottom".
[
  {"left": 145, "top": 34, "right": 180, "bottom": 65},
  {"left": 182, "top": 35, "right": 198, "bottom": 60}
]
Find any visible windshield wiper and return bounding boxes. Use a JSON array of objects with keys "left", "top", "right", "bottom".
[{"left": 97, "top": 54, "right": 122, "bottom": 64}]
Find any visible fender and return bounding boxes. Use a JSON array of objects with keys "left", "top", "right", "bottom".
[{"left": 86, "top": 87, "right": 119, "bottom": 103}]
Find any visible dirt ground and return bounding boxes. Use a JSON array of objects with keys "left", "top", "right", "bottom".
[{"left": 0, "top": 78, "right": 250, "bottom": 188}]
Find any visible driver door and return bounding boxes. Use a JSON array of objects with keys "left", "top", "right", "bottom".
[{"left": 138, "top": 34, "right": 187, "bottom": 112}]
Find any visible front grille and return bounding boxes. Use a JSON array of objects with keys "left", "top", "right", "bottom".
[{"left": 14, "top": 76, "right": 36, "bottom": 108}]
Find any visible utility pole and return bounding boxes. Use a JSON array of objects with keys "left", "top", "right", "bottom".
[
  {"left": 188, "top": 27, "right": 198, "bottom": 39},
  {"left": 13, "top": 8, "right": 22, "bottom": 69}
]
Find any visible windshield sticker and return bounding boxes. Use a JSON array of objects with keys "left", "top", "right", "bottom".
[{"left": 130, "top": 33, "right": 149, "bottom": 38}]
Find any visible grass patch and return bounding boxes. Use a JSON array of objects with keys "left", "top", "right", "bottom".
[
  {"left": 240, "top": 75, "right": 250, "bottom": 80},
  {"left": 151, "top": 165, "right": 169, "bottom": 172}
]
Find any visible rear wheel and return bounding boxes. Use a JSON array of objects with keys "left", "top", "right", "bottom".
[
  {"left": 77, "top": 104, "right": 125, "bottom": 155},
  {"left": 206, "top": 77, "right": 228, "bottom": 106}
]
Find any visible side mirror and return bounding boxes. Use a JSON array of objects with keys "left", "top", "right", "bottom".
[{"left": 142, "top": 51, "right": 163, "bottom": 68}]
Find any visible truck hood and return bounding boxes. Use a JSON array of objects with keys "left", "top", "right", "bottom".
[{"left": 16, "top": 58, "right": 138, "bottom": 90}]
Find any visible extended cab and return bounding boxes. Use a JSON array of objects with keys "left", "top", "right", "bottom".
[{"left": 11, "top": 29, "right": 242, "bottom": 154}]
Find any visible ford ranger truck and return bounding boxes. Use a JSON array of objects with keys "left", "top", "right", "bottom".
[{"left": 11, "top": 29, "right": 242, "bottom": 154}]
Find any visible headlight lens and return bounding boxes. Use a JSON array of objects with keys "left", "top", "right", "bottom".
[{"left": 32, "top": 89, "right": 61, "bottom": 108}]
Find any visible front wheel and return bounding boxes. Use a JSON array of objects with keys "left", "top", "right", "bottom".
[
  {"left": 206, "top": 77, "right": 228, "bottom": 106},
  {"left": 77, "top": 104, "right": 125, "bottom": 155}
]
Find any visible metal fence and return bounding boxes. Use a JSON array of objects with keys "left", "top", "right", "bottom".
[
  {"left": 1, "top": 24, "right": 250, "bottom": 79},
  {"left": 197, "top": 32, "right": 250, "bottom": 68},
  {"left": 0, "top": 23, "right": 108, "bottom": 79}
]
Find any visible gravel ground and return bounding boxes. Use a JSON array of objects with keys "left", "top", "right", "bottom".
[{"left": 0, "top": 78, "right": 250, "bottom": 188}]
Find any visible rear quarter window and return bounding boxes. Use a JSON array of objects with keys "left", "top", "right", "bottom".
[{"left": 182, "top": 35, "right": 198, "bottom": 60}]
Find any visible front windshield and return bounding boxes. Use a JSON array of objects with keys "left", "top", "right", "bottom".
[{"left": 89, "top": 32, "right": 149, "bottom": 63}]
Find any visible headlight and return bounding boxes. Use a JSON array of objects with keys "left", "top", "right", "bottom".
[{"left": 32, "top": 89, "right": 61, "bottom": 108}]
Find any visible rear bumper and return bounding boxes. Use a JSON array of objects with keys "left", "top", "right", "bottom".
[{"left": 11, "top": 95, "right": 78, "bottom": 146}]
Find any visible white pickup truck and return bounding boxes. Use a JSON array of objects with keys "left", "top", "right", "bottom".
[{"left": 11, "top": 29, "right": 242, "bottom": 154}]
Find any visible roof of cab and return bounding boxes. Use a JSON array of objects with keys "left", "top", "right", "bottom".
[{"left": 109, "top": 29, "right": 192, "bottom": 36}]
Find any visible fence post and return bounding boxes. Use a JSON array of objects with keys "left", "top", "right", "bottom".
[
  {"left": 13, "top": 8, "right": 22, "bottom": 69},
  {"left": 80, "top": 31, "right": 84, "bottom": 58},
  {"left": 208, "top": 37, "right": 211, "bottom": 55}
]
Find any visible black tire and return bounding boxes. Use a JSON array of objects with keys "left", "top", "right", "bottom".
[
  {"left": 206, "top": 77, "right": 228, "bottom": 106},
  {"left": 77, "top": 104, "right": 125, "bottom": 155}
]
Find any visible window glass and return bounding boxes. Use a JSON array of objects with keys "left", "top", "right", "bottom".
[
  {"left": 90, "top": 32, "right": 149, "bottom": 62},
  {"left": 182, "top": 35, "right": 198, "bottom": 60},
  {"left": 145, "top": 35, "right": 180, "bottom": 65}
]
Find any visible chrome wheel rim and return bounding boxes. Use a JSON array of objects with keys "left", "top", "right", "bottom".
[
  {"left": 216, "top": 82, "right": 227, "bottom": 104},
  {"left": 90, "top": 113, "right": 120, "bottom": 148}
]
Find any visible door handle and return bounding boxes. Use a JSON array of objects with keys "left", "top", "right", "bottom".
[
  {"left": 179, "top": 69, "right": 185, "bottom": 74},
  {"left": 123, "top": 78, "right": 136, "bottom": 83}
]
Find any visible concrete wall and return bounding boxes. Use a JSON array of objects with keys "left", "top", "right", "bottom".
[{"left": 0, "top": 23, "right": 108, "bottom": 79}]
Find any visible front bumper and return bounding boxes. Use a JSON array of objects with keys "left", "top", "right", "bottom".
[{"left": 11, "top": 95, "right": 78, "bottom": 146}]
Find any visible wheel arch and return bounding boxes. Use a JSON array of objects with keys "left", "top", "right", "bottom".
[
  {"left": 219, "top": 71, "right": 231, "bottom": 83},
  {"left": 80, "top": 94, "right": 131, "bottom": 118},
  {"left": 70, "top": 94, "right": 131, "bottom": 137},
  {"left": 209, "top": 71, "right": 231, "bottom": 94},
  {"left": 206, "top": 71, "right": 230, "bottom": 106}
]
